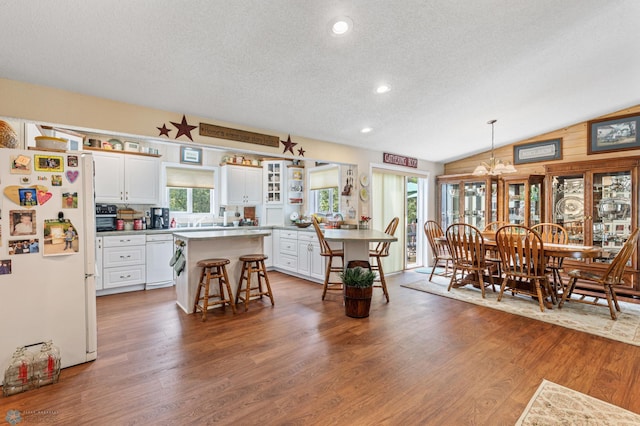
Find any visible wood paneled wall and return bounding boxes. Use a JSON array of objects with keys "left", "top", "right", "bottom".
[{"left": 444, "top": 104, "right": 640, "bottom": 175}]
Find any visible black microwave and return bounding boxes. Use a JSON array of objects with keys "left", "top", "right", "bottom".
[{"left": 96, "top": 204, "right": 117, "bottom": 232}]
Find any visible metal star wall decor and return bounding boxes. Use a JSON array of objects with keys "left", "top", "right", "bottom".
[
  {"left": 281, "top": 134, "right": 297, "bottom": 154},
  {"left": 297, "top": 147, "right": 305, "bottom": 156},
  {"left": 171, "top": 115, "right": 197, "bottom": 141},
  {"left": 157, "top": 124, "right": 171, "bottom": 137}
]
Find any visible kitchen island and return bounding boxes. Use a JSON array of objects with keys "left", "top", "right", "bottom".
[{"left": 173, "top": 229, "right": 272, "bottom": 314}]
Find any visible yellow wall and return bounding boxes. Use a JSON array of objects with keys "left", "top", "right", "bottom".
[{"left": 444, "top": 104, "right": 640, "bottom": 175}]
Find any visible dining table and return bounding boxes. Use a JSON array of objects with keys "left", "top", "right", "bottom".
[
  {"left": 323, "top": 228, "right": 398, "bottom": 269},
  {"left": 436, "top": 233, "right": 602, "bottom": 303},
  {"left": 436, "top": 234, "right": 602, "bottom": 260}
]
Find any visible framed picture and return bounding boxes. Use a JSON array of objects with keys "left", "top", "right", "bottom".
[
  {"left": 513, "top": 138, "right": 562, "bottom": 165},
  {"left": 588, "top": 113, "right": 640, "bottom": 154},
  {"left": 34, "top": 154, "right": 64, "bottom": 172},
  {"left": 10, "top": 210, "right": 36, "bottom": 236},
  {"left": 180, "top": 146, "right": 202, "bottom": 165}
]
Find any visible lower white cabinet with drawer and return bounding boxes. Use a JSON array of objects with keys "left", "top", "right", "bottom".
[
  {"left": 273, "top": 229, "right": 325, "bottom": 282},
  {"left": 98, "top": 234, "right": 146, "bottom": 295}
]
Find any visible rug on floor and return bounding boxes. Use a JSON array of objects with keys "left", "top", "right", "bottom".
[
  {"left": 401, "top": 274, "right": 640, "bottom": 346},
  {"left": 516, "top": 379, "right": 640, "bottom": 425}
]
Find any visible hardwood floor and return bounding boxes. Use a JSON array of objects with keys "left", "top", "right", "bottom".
[{"left": 3, "top": 270, "right": 640, "bottom": 425}]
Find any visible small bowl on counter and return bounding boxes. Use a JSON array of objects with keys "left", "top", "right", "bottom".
[{"left": 294, "top": 221, "right": 312, "bottom": 228}]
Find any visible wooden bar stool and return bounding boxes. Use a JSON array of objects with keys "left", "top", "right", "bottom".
[
  {"left": 193, "top": 258, "right": 236, "bottom": 321},
  {"left": 235, "top": 254, "right": 274, "bottom": 311}
]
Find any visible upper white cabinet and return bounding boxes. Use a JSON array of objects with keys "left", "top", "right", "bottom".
[
  {"left": 220, "top": 164, "right": 262, "bottom": 205},
  {"left": 263, "top": 160, "right": 285, "bottom": 204},
  {"left": 93, "top": 151, "right": 160, "bottom": 204}
]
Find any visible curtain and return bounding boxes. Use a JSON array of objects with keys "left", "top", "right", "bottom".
[
  {"left": 309, "top": 165, "right": 339, "bottom": 190},
  {"left": 166, "top": 167, "right": 214, "bottom": 188},
  {"left": 372, "top": 171, "right": 405, "bottom": 273}
]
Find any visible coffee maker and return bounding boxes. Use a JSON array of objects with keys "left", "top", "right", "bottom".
[{"left": 150, "top": 207, "right": 170, "bottom": 229}]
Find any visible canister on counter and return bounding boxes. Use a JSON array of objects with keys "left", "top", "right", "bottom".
[
  {"left": 116, "top": 219, "right": 124, "bottom": 231},
  {"left": 133, "top": 219, "right": 143, "bottom": 230}
]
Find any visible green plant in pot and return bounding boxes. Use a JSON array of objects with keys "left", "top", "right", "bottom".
[{"left": 341, "top": 264, "right": 376, "bottom": 318}]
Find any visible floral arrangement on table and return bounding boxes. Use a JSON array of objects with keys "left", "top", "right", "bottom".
[{"left": 359, "top": 215, "right": 371, "bottom": 230}]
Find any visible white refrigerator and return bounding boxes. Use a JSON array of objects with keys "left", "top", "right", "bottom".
[{"left": 0, "top": 149, "right": 97, "bottom": 384}]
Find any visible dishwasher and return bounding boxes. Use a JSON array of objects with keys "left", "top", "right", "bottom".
[{"left": 146, "top": 233, "right": 175, "bottom": 289}]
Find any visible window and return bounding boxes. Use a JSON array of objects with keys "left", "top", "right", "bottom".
[
  {"left": 168, "top": 187, "right": 212, "bottom": 213},
  {"left": 309, "top": 165, "right": 340, "bottom": 215},
  {"left": 165, "top": 165, "right": 215, "bottom": 220},
  {"left": 310, "top": 187, "right": 339, "bottom": 214}
]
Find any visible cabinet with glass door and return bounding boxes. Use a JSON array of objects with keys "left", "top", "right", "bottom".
[
  {"left": 263, "top": 160, "right": 284, "bottom": 204},
  {"left": 501, "top": 175, "right": 544, "bottom": 227},
  {"left": 436, "top": 175, "right": 499, "bottom": 231},
  {"left": 545, "top": 158, "right": 640, "bottom": 299}
]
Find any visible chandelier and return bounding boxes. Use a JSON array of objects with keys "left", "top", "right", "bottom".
[{"left": 472, "top": 119, "right": 516, "bottom": 176}]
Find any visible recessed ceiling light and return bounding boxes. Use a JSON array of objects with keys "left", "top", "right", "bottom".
[
  {"left": 375, "top": 85, "right": 391, "bottom": 94},
  {"left": 361, "top": 127, "right": 372, "bottom": 134},
  {"left": 330, "top": 16, "right": 353, "bottom": 36}
]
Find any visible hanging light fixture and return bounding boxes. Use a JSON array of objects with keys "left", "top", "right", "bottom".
[{"left": 472, "top": 119, "right": 517, "bottom": 176}]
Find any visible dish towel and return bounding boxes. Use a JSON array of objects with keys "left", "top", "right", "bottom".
[{"left": 170, "top": 247, "right": 186, "bottom": 276}]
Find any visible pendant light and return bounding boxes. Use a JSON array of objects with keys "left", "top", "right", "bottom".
[{"left": 472, "top": 119, "right": 517, "bottom": 176}]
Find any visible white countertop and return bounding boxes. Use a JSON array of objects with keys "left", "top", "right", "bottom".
[
  {"left": 322, "top": 228, "right": 397, "bottom": 242},
  {"left": 172, "top": 229, "right": 272, "bottom": 239}
]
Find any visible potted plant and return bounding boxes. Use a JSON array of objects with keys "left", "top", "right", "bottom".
[
  {"left": 341, "top": 264, "right": 376, "bottom": 318},
  {"left": 359, "top": 215, "right": 371, "bottom": 230}
]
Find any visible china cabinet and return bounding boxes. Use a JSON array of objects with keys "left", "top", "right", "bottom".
[
  {"left": 501, "top": 175, "right": 544, "bottom": 226},
  {"left": 545, "top": 158, "right": 639, "bottom": 299},
  {"left": 436, "top": 174, "right": 499, "bottom": 231}
]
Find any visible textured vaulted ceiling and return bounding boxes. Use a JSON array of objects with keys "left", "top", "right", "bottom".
[{"left": 1, "top": 1, "right": 639, "bottom": 163}]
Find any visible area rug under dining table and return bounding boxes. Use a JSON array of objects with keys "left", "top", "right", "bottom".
[
  {"left": 402, "top": 274, "right": 640, "bottom": 346},
  {"left": 516, "top": 379, "right": 640, "bottom": 425}
]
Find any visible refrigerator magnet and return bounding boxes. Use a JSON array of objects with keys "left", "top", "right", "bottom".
[
  {"left": 43, "top": 219, "right": 78, "bottom": 256},
  {"left": 10, "top": 155, "right": 31, "bottom": 174}
]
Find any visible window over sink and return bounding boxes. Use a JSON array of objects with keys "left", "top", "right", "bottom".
[{"left": 164, "top": 164, "right": 216, "bottom": 227}]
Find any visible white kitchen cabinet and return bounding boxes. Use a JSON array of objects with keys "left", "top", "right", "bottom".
[
  {"left": 93, "top": 151, "right": 160, "bottom": 204},
  {"left": 98, "top": 234, "right": 146, "bottom": 295},
  {"left": 220, "top": 164, "right": 263, "bottom": 205},
  {"left": 297, "top": 232, "right": 324, "bottom": 281},
  {"left": 273, "top": 229, "right": 324, "bottom": 282},
  {"left": 278, "top": 230, "right": 298, "bottom": 273},
  {"left": 263, "top": 160, "right": 285, "bottom": 204}
]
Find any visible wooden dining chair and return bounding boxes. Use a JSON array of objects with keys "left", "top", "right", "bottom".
[
  {"left": 423, "top": 220, "right": 453, "bottom": 281},
  {"left": 559, "top": 228, "right": 639, "bottom": 320},
  {"left": 531, "top": 223, "right": 569, "bottom": 295},
  {"left": 495, "top": 224, "right": 554, "bottom": 311},
  {"left": 369, "top": 217, "right": 399, "bottom": 302},
  {"left": 483, "top": 221, "right": 508, "bottom": 277},
  {"left": 445, "top": 223, "right": 498, "bottom": 298},
  {"left": 312, "top": 216, "right": 344, "bottom": 300}
]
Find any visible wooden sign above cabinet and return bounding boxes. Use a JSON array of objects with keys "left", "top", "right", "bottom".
[{"left": 199, "top": 122, "right": 279, "bottom": 148}]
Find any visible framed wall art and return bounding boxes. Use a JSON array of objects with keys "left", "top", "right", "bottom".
[
  {"left": 180, "top": 146, "right": 202, "bottom": 165},
  {"left": 513, "top": 138, "right": 562, "bottom": 165},
  {"left": 588, "top": 113, "right": 640, "bottom": 154}
]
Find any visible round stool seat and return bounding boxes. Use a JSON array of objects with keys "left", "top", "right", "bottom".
[
  {"left": 196, "top": 258, "right": 230, "bottom": 268},
  {"left": 239, "top": 254, "right": 268, "bottom": 262}
]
